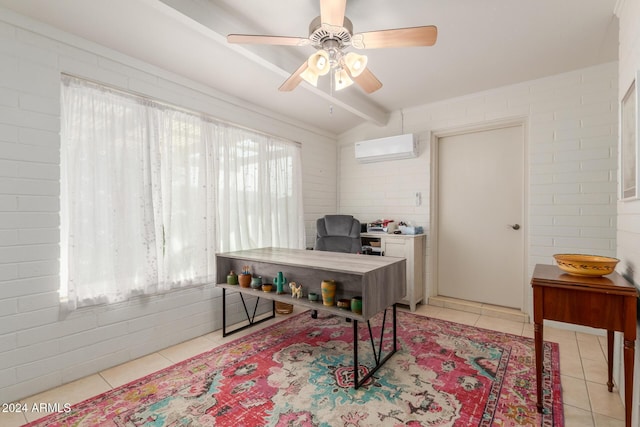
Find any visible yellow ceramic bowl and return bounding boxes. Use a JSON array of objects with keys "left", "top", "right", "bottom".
[{"left": 553, "top": 254, "right": 619, "bottom": 277}]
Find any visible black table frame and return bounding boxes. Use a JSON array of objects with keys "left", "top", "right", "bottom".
[{"left": 220, "top": 286, "right": 397, "bottom": 389}]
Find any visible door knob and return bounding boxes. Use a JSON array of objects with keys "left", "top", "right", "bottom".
[{"left": 509, "top": 224, "right": 520, "bottom": 230}]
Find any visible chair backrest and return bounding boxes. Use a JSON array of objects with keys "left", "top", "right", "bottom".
[{"left": 314, "top": 215, "right": 362, "bottom": 254}]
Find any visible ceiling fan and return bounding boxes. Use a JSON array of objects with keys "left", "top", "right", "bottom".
[{"left": 227, "top": 0, "right": 437, "bottom": 94}]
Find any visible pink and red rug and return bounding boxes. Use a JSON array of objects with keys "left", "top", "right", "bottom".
[{"left": 26, "top": 310, "right": 562, "bottom": 426}]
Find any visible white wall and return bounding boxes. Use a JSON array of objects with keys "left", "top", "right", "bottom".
[
  {"left": 0, "top": 9, "right": 337, "bottom": 403},
  {"left": 338, "top": 62, "right": 618, "bottom": 317},
  {"left": 615, "top": 0, "right": 640, "bottom": 424}
]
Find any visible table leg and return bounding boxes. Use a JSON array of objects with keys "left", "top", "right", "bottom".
[
  {"left": 353, "top": 304, "right": 398, "bottom": 389},
  {"left": 222, "top": 288, "right": 227, "bottom": 336},
  {"left": 392, "top": 303, "right": 397, "bottom": 353},
  {"left": 534, "top": 321, "right": 543, "bottom": 413},
  {"left": 533, "top": 287, "right": 544, "bottom": 413},
  {"left": 607, "top": 330, "right": 614, "bottom": 392},
  {"left": 353, "top": 319, "right": 359, "bottom": 388},
  {"left": 221, "top": 290, "right": 275, "bottom": 337},
  {"left": 624, "top": 337, "right": 635, "bottom": 427}
]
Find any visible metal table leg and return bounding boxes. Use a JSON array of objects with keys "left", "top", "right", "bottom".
[
  {"left": 353, "top": 304, "right": 397, "bottom": 389},
  {"left": 222, "top": 288, "right": 276, "bottom": 337}
]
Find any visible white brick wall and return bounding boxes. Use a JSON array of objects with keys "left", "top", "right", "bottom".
[
  {"left": 616, "top": 0, "right": 640, "bottom": 424},
  {"left": 302, "top": 133, "right": 338, "bottom": 246},
  {"left": 0, "top": 10, "right": 336, "bottom": 403},
  {"left": 338, "top": 62, "right": 618, "bottom": 317}
]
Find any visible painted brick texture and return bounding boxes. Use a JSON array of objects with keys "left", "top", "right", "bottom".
[
  {"left": 338, "top": 61, "right": 618, "bottom": 317},
  {"left": 0, "top": 12, "right": 336, "bottom": 403}
]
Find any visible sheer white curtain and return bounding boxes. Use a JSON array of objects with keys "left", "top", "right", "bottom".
[
  {"left": 61, "top": 77, "right": 164, "bottom": 308},
  {"left": 212, "top": 124, "right": 305, "bottom": 252},
  {"left": 60, "top": 76, "right": 303, "bottom": 309},
  {"left": 156, "top": 109, "right": 216, "bottom": 289}
]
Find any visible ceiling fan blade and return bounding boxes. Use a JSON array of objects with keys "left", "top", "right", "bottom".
[
  {"left": 320, "top": 0, "right": 346, "bottom": 27},
  {"left": 352, "top": 26, "right": 437, "bottom": 49},
  {"left": 352, "top": 68, "right": 383, "bottom": 94},
  {"left": 279, "top": 61, "right": 309, "bottom": 92},
  {"left": 228, "top": 34, "right": 309, "bottom": 46}
]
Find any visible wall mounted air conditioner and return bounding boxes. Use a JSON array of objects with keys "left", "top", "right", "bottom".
[{"left": 354, "top": 134, "right": 417, "bottom": 163}]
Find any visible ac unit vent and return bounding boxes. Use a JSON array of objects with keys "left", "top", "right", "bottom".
[{"left": 354, "top": 134, "right": 417, "bottom": 163}]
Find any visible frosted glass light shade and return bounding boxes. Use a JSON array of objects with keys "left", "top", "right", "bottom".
[
  {"left": 334, "top": 69, "right": 353, "bottom": 90},
  {"left": 344, "top": 52, "right": 368, "bottom": 77},
  {"left": 308, "top": 50, "right": 330, "bottom": 75},
  {"left": 300, "top": 68, "right": 319, "bottom": 86}
]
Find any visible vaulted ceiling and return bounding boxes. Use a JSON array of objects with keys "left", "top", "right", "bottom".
[{"left": 0, "top": 0, "right": 619, "bottom": 136}]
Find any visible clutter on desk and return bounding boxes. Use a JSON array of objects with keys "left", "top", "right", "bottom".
[
  {"left": 398, "top": 221, "right": 424, "bottom": 235},
  {"left": 366, "top": 219, "right": 396, "bottom": 233},
  {"left": 366, "top": 219, "right": 423, "bottom": 235}
]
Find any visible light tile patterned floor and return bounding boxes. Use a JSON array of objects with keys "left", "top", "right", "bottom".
[{"left": 0, "top": 305, "right": 626, "bottom": 426}]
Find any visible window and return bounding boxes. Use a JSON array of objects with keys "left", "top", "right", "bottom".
[{"left": 60, "top": 76, "right": 304, "bottom": 309}]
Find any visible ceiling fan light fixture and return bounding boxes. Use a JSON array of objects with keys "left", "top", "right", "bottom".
[
  {"left": 300, "top": 68, "right": 320, "bottom": 86},
  {"left": 307, "top": 50, "right": 330, "bottom": 76},
  {"left": 228, "top": 2, "right": 437, "bottom": 95},
  {"left": 344, "top": 52, "right": 368, "bottom": 77},
  {"left": 334, "top": 68, "right": 353, "bottom": 91}
]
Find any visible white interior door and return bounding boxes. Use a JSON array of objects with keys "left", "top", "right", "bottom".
[{"left": 436, "top": 125, "right": 524, "bottom": 308}]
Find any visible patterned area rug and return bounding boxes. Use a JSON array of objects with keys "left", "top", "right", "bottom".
[{"left": 26, "top": 310, "right": 562, "bottom": 426}]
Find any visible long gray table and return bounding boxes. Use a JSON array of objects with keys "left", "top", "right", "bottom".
[{"left": 216, "top": 247, "right": 406, "bottom": 388}]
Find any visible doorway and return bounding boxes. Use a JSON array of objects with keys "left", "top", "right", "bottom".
[{"left": 434, "top": 123, "right": 525, "bottom": 309}]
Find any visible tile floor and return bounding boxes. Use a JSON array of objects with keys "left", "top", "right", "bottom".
[{"left": 0, "top": 304, "right": 626, "bottom": 426}]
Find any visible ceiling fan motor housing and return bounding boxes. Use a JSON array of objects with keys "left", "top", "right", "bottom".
[{"left": 309, "top": 16, "right": 353, "bottom": 50}]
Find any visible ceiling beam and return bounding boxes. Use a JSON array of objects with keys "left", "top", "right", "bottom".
[{"left": 154, "top": 0, "right": 390, "bottom": 126}]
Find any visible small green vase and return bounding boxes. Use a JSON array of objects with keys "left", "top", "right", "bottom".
[
  {"left": 226, "top": 271, "right": 238, "bottom": 285},
  {"left": 351, "top": 296, "right": 362, "bottom": 314}
]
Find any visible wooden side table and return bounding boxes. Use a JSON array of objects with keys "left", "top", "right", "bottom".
[{"left": 531, "top": 264, "right": 638, "bottom": 427}]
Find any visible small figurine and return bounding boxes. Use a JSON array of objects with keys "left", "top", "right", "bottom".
[
  {"left": 274, "top": 272, "right": 287, "bottom": 294},
  {"left": 289, "top": 281, "right": 303, "bottom": 299}
]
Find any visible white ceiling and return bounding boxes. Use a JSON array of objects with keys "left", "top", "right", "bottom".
[{"left": 0, "top": 0, "right": 619, "bottom": 136}]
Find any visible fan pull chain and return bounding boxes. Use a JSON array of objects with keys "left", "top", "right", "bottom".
[{"left": 329, "top": 70, "right": 334, "bottom": 115}]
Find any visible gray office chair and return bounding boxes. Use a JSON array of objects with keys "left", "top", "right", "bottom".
[{"left": 314, "top": 215, "right": 362, "bottom": 254}]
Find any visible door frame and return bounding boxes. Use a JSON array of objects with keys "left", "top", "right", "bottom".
[{"left": 429, "top": 117, "right": 529, "bottom": 312}]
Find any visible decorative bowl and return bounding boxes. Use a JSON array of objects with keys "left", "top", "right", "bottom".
[
  {"left": 250, "top": 276, "right": 263, "bottom": 289},
  {"left": 308, "top": 292, "right": 319, "bottom": 301},
  {"left": 553, "top": 254, "right": 619, "bottom": 277},
  {"left": 261, "top": 284, "right": 273, "bottom": 292},
  {"left": 337, "top": 298, "right": 351, "bottom": 310}
]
